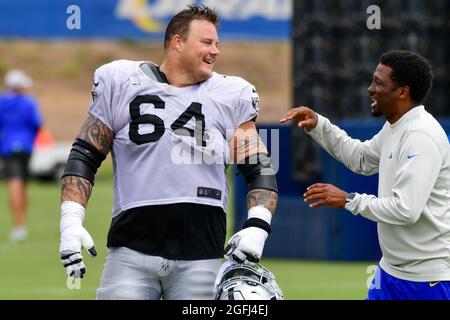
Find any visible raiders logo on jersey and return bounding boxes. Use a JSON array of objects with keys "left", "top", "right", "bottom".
[
  {"left": 91, "top": 78, "right": 101, "bottom": 103},
  {"left": 251, "top": 96, "right": 260, "bottom": 113}
]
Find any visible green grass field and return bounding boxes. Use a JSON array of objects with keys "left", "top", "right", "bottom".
[{"left": 0, "top": 169, "right": 376, "bottom": 300}]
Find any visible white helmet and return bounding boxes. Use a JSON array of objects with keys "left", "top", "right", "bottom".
[
  {"left": 215, "top": 262, "right": 284, "bottom": 300},
  {"left": 4, "top": 69, "right": 33, "bottom": 89}
]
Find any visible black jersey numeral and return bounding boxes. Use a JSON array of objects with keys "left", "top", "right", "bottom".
[
  {"left": 129, "top": 95, "right": 165, "bottom": 145},
  {"left": 171, "top": 102, "right": 207, "bottom": 147},
  {"left": 129, "top": 95, "right": 207, "bottom": 147}
]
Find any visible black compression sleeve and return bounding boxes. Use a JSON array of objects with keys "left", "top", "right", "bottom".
[
  {"left": 237, "top": 153, "right": 278, "bottom": 193},
  {"left": 61, "top": 138, "right": 106, "bottom": 185}
]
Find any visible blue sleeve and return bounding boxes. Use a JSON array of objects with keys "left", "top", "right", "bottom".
[
  {"left": 0, "top": 96, "right": 4, "bottom": 130},
  {"left": 27, "top": 97, "right": 42, "bottom": 132}
]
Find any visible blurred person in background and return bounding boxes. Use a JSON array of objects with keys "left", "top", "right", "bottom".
[
  {"left": 281, "top": 50, "right": 450, "bottom": 300},
  {"left": 0, "top": 69, "right": 42, "bottom": 242},
  {"left": 59, "top": 4, "right": 278, "bottom": 299}
]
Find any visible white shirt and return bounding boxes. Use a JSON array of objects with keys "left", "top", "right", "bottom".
[
  {"left": 88, "top": 60, "right": 259, "bottom": 216},
  {"left": 307, "top": 106, "right": 450, "bottom": 281}
]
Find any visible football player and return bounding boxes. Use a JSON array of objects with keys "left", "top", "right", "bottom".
[{"left": 59, "top": 4, "right": 278, "bottom": 300}]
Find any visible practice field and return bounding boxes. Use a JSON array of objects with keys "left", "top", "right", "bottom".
[{"left": 0, "top": 171, "right": 375, "bottom": 300}]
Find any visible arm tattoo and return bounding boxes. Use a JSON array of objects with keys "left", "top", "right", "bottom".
[
  {"left": 247, "top": 189, "right": 278, "bottom": 215},
  {"left": 61, "top": 176, "right": 93, "bottom": 207},
  {"left": 235, "top": 134, "right": 260, "bottom": 153},
  {"left": 60, "top": 115, "right": 112, "bottom": 206},
  {"left": 235, "top": 134, "right": 261, "bottom": 155},
  {"left": 78, "top": 115, "right": 113, "bottom": 155},
  {"left": 234, "top": 133, "right": 264, "bottom": 163}
]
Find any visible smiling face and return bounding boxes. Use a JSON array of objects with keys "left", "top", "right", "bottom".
[
  {"left": 367, "top": 63, "right": 400, "bottom": 119},
  {"left": 177, "top": 19, "right": 220, "bottom": 84}
]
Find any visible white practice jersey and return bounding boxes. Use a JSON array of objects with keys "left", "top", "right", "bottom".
[
  {"left": 307, "top": 106, "right": 450, "bottom": 282},
  {"left": 88, "top": 60, "right": 259, "bottom": 217}
]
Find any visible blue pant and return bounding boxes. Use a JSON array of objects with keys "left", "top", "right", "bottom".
[{"left": 367, "top": 266, "right": 450, "bottom": 300}]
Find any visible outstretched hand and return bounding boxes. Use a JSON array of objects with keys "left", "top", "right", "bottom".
[
  {"left": 303, "top": 183, "right": 349, "bottom": 209},
  {"left": 280, "top": 106, "right": 319, "bottom": 130}
]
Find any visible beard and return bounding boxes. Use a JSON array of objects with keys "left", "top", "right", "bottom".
[
  {"left": 371, "top": 109, "right": 383, "bottom": 117},
  {"left": 370, "top": 101, "right": 383, "bottom": 117}
]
